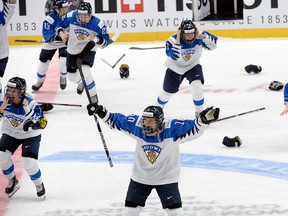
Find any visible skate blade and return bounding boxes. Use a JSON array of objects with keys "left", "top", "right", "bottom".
[
  {"left": 8, "top": 185, "right": 20, "bottom": 198},
  {"left": 38, "top": 194, "right": 46, "bottom": 201}
]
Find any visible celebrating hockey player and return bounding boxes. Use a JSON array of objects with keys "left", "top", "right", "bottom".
[
  {"left": 32, "top": 0, "right": 70, "bottom": 92},
  {"left": 0, "top": 77, "right": 47, "bottom": 199},
  {"left": 86, "top": 102, "right": 220, "bottom": 215},
  {"left": 57, "top": 2, "right": 110, "bottom": 103},
  {"left": 155, "top": 20, "right": 218, "bottom": 117},
  {"left": 0, "top": 0, "right": 17, "bottom": 97}
]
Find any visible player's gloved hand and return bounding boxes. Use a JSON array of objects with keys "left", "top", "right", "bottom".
[
  {"left": 245, "top": 64, "right": 262, "bottom": 73},
  {"left": 23, "top": 117, "right": 48, "bottom": 131},
  {"left": 199, "top": 106, "right": 220, "bottom": 124},
  {"left": 170, "top": 44, "right": 181, "bottom": 60},
  {"left": 268, "top": 81, "right": 284, "bottom": 91},
  {"left": 222, "top": 136, "right": 242, "bottom": 147},
  {"left": 87, "top": 103, "right": 108, "bottom": 119}
]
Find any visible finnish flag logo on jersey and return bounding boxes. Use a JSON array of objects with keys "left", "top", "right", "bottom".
[
  {"left": 74, "top": 28, "right": 90, "bottom": 41},
  {"left": 142, "top": 145, "right": 162, "bottom": 164},
  {"left": 182, "top": 50, "right": 195, "bottom": 61}
]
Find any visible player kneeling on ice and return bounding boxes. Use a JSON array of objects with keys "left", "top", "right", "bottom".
[
  {"left": 87, "top": 103, "right": 219, "bottom": 216},
  {"left": 0, "top": 77, "right": 47, "bottom": 199}
]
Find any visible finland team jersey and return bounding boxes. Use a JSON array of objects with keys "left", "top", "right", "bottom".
[
  {"left": 42, "top": 12, "right": 67, "bottom": 50},
  {"left": 165, "top": 31, "right": 218, "bottom": 74},
  {"left": 0, "top": 95, "right": 44, "bottom": 139},
  {"left": 59, "top": 10, "right": 110, "bottom": 55},
  {"left": 0, "top": 2, "right": 15, "bottom": 59},
  {"left": 101, "top": 112, "right": 207, "bottom": 185}
]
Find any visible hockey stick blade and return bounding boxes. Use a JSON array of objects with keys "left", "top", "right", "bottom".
[
  {"left": 101, "top": 54, "right": 126, "bottom": 69},
  {"left": 216, "top": 107, "right": 265, "bottom": 122},
  {"left": 129, "top": 46, "right": 165, "bottom": 50}
]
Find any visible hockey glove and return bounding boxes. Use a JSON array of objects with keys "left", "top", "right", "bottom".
[
  {"left": 169, "top": 44, "right": 181, "bottom": 60},
  {"left": 40, "top": 103, "right": 54, "bottom": 112},
  {"left": 23, "top": 117, "right": 48, "bottom": 131},
  {"left": 245, "top": 64, "right": 262, "bottom": 73},
  {"left": 199, "top": 106, "right": 220, "bottom": 124},
  {"left": 87, "top": 103, "right": 108, "bottom": 119},
  {"left": 268, "top": 81, "right": 284, "bottom": 91},
  {"left": 222, "top": 136, "right": 242, "bottom": 147}
]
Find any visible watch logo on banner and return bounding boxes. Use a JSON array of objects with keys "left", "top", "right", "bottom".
[{"left": 121, "top": 0, "right": 144, "bottom": 13}]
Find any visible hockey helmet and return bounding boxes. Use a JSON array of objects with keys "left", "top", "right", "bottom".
[
  {"left": 180, "top": 20, "right": 196, "bottom": 44},
  {"left": 119, "top": 64, "right": 130, "bottom": 79},
  {"left": 5, "top": 76, "right": 27, "bottom": 99},
  {"left": 53, "top": 0, "right": 69, "bottom": 17},
  {"left": 77, "top": 2, "right": 92, "bottom": 26},
  {"left": 141, "top": 106, "right": 164, "bottom": 136}
]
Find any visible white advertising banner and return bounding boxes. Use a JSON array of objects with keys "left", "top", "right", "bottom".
[{"left": 6, "top": 0, "right": 288, "bottom": 37}]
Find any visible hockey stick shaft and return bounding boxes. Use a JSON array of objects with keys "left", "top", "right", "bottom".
[
  {"left": 38, "top": 102, "right": 82, "bottom": 107},
  {"left": 216, "top": 107, "right": 265, "bottom": 122},
  {"left": 77, "top": 41, "right": 113, "bottom": 167},
  {"left": 129, "top": 46, "right": 165, "bottom": 50},
  {"left": 14, "top": 39, "right": 63, "bottom": 43},
  {"left": 101, "top": 54, "right": 126, "bottom": 69}
]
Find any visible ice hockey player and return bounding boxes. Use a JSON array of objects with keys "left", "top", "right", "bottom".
[
  {"left": 155, "top": 20, "right": 218, "bottom": 117},
  {"left": 0, "top": 0, "right": 17, "bottom": 97},
  {"left": 280, "top": 83, "right": 288, "bottom": 116},
  {"left": 57, "top": 2, "right": 111, "bottom": 103},
  {"left": 32, "top": 0, "right": 70, "bottom": 92},
  {"left": 0, "top": 77, "right": 47, "bottom": 199},
  {"left": 86, "top": 102, "right": 220, "bottom": 216}
]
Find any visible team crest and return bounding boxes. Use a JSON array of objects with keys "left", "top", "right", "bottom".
[
  {"left": 74, "top": 28, "right": 90, "bottom": 41},
  {"left": 142, "top": 145, "right": 162, "bottom": 164},
  {"left": 182, "top": 50, "right": 195, "bottom": 61},
  {"left": 6, "top": 115, "right": 23, "bottom": 127}
]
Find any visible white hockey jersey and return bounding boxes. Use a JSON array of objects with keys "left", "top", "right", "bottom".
[{"left": 101, "top": 112, "right": 207, "bottom": 185}]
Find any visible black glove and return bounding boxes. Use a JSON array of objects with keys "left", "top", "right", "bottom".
[
  {"left": 86, "top": 103, "right": 107, "bottom": 119},
  {"left": 23, "top": 117, "right": 48, "bottom": 131},
  {"left": 40, "top": 103, "right": 54, "bottom": 112},
  {"left": 245, "top": 64, "right": 262, "bottom": 73},
  {"left": 222, "top": 136, "right": 242, "bottom": 147},
  {"left": 199, "top": 106, "right": 220, "bottom": 124},
  {"left": 268, "top": 81, "right": 284, "bottom": 91}
]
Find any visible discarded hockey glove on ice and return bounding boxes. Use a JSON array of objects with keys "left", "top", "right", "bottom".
[
  {"left": 245, "top": 64, "right": 262, "bottom": 73},
  {"left": 268, "top": 81, "right": 284, "bottom": 91},
  {"left": 222, "top": 136, "right": 242, "bottom": 147},
  {"left": 87, "top": 103, "right": 108, "bottom": 119},
  {"left": 199, "top": 106, "right": 220, "bottom": 124},
  {"left": 40, "top": 103, "right": 54, "bottom": 112}
]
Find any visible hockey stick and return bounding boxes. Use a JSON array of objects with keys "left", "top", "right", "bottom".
[
  {"left": 101, "top": 53, "right": 126, "bottom": 69},
  {"left": 216, "top": 107, "right": 265, "bottom": 122},
  {"left": 76, "top": 41, "right": 113, "bottom": 167},
  {"left": 14, "top": 39, "right": 63, "bottom": 43},
  {"left": 38, "top": 102, "right": 82, "bottom": 107},
  {"left": 129, "top": 46, "right": 165, "bottom": 50}
]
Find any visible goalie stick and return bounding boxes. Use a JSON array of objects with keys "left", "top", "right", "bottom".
[
  {"left": 76, "top": 41, "right": 113, "bottom": 167},
  {"left": 216, "top": 107, "right": 266, "bottom": 122}
]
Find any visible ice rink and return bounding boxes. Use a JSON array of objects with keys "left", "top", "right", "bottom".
[{"left": 1, "top": 38, "right": 288, "bottom": 216}]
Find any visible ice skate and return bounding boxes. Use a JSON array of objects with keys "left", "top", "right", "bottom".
[
  {"left": 36, "top": 183, "right": 46, "bottom": 200},
  {"left": 32, "top": 80, "right": 44, "bottom": 91},
  {"left": 60, "top": 77, "right": 67, "bottom": 90},
  {"left": 5, "top": 176, "right": 20, "bottom": 198},
  {"left": 77, "top": 82, "right": 84, "bottom": 94}
]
